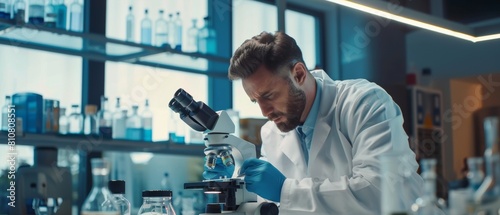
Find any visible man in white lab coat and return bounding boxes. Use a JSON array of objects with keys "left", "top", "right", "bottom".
[{"left": 214, "top": 31, "right": 423, "bottom": 214}]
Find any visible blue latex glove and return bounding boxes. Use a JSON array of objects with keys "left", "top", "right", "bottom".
[
  {"left": 239, "top": 158, "right": 286, "bottom": 202},
  {"left": 202, "top": 157, "right": 235, "bottom": 180}
]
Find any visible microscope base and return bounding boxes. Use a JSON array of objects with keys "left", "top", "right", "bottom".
[{"left": 200, "top": 202, "right": 278, "bottom": 215}]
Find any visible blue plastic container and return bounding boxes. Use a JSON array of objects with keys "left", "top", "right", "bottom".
[{"left": 12, "top": 93, "right": 44, "bottom": 133}]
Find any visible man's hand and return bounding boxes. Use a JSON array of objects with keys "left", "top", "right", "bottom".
[
  {"left": 240, "top": 158, "right": 286, "bottom": 202},
  {"left": 202, "top": 157, "right": 235, "bottom": 180}
]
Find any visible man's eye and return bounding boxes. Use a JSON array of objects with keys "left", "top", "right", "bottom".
[{"left": 262, "top": 93, "right": 273, "bottom": 100}]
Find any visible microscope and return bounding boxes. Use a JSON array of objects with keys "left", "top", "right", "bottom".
[{"left": 169, "top": 89, "right": 278, "bottom": 215}]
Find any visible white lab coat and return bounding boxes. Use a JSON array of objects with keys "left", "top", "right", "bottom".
[{"left": 260, "top": 70, "right": 424, "bottom": 215}]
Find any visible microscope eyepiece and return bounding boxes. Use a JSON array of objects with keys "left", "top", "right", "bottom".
[
  {"left": 173, "top": 88, "right": 200, "bottom": 113},
  {"left": 169, "top": 88, "right": 219, "bottom": 131},
  {"left": 168, "top": 99, "right": 185, "bottom": 114}
]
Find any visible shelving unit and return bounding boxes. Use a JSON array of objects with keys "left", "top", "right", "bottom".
[
  {"left": 0, "top": 18, "right": 229, "bottom": 156},
  {"left": 0, "top": 131, "right": 205, "bottom": 156},
  {"left": 0, "top": 19, "right": 230, "bottom": 77}
]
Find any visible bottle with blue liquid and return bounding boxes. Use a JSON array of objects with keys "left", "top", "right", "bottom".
[
  {"left": 126, "top": 6, "right": 134, "bottom": 42},
  {"left": 141, "top": 99, "right": 153, "bottom": 141},
  {"left": 198, "top": 16, "right": 217, "bottom": 55},
  {"left": 140, "top": 9, "right": 152, "bottom": 45},
  {"left": 173, "top": 11, "right": 182, "bottom": 50},
  {"left": 126, "top": 105, "right": 143, "bottom": 141},
  {"left": 0, "top": 0, "right": 11, "bottom": 20},
  {"left": 54, "top": 0, "right": 66, "bottom": 29}
]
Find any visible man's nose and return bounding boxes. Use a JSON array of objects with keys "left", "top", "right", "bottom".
[{"left": 258, "top": 101, "right": 273, "bottom": 118}]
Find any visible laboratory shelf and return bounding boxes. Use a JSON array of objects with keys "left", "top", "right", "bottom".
[
  {"left": 0, "top": 131, "right": 205, "bottom": 156},
  {"left": 0, "top": 19, "right": 230, "bottom": 76}
]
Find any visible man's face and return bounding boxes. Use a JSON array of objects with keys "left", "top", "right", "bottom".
[{"left": 242, "top": 65, "right": 306, "bottom": 132}]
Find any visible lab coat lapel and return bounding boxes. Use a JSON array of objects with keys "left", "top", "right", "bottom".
[
  {"left": 279, "top": 131, "right": 307, "bottom": 174},
  {"left": 308, "top": 70, "right": 335, "bottom": 170}
]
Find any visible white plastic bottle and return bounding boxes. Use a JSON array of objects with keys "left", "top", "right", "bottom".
[
  {"left": 69, "top": 0, "right": 83, "bottom": 32},
  {"left": 58, "top": 107, "right": 68, "bottom": 134}
]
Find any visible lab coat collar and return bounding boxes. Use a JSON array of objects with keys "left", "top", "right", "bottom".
[{"left": 307, "top": 70, "right": 336, "bottom": 167}]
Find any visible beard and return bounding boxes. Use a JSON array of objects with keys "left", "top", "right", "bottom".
[{"left": 269, "top": 78, "right": 306, "bottom": 132}]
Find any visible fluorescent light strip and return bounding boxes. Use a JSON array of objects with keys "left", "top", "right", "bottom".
[{"left": 325, "top": 0, "right": 499, "bottom": 43}]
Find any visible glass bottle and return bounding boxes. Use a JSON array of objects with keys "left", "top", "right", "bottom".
[
  {"left": 154, "top": 9, "right": 168, "bottom": 47},
  {"left": 198, "top": 16, "right": 217, "bottom": 55},
  {"left": 108, "top": 180, "right": 131, "bottom": 215},
  {"left": 141, "top": 99, "right": 153, "bottom": 141},
  {"left": 410, "top": 158, "right": 446, "bottom": 215},
  {"left": 97, "top": 96, "right": 113, "bottom": 139},
  {"left": 112, "top": 98, "right": 126, "bottom": 139},
  {"left": 44, "top": 0, "right": 56, "bottom": 27},
  {"left": 126, "top": 105, "right": 142, "bottom": 140},
  {"left": 58, "top": 107, "right": 68, "bottom": 134},
  {"left": 167, "top": 13, "right": 175, "bottom": 49},
  {"left": 183, "top": 19, "right": 198, "bottom": 53},
  {"left": 161, "top": 172, "right": 172, "bottom": 191},
  {"left": 1, "top": 95, "right": 11, "bottom": 131},
  {"left": 138, "top": 190, "right": 176, "bottom": 215},
  {"left": 84, "top": 104, "right": 98, "bottom": 135},
  {"left": 472, "top": 117, "right": 499, "bottom": 209},
  {"left": 28, "top": 0, "right": 44, "bottom": 25},
  {"left": 54, "top": 0, "right": 66, "bottom": 29},
  {"left": 0, "top": 0, "right": 10, "bottom": 19},
  {"left": 81, "top": 158, "right": 119, "bottom": 215},
  {"left": 168, "top": 111, "right": 177, "bottom": 142},
  {"left": 125, "top": 6, "right": 134, "bottom": 42},
  {"left": 68, "top": 104, "right": 83, "bottom": 134},
  {"left": 173, "top": 11, "right": 182, "bottom": 50},
  {"left": 13, "top": 0, "right": 26, "bottom": 24},
  {"left": 140, "top": 9, "right": 152, "bottom": 45},
  {"left": 69, "top": 0, "right": 82, "bottom": 32},
  {"left": 467, "top": 157, "right": 485, "bottom": 193}
]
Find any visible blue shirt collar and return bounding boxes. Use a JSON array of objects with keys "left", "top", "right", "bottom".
[{"left": 302, "top": 79, "right": 321, "bottom": 134}]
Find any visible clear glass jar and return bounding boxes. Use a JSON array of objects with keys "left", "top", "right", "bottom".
[
  {"left": 138, "top": 190, "right": 176, "bottom": 215},
  {"left": 81, "top": 158, "right": 119, "bottom": 215},
  {"left": 410, "top": 158, "right": 447, "bottom": 215},
  {"left": 108, "top": 180, "right": 131, "bottom": 215}
]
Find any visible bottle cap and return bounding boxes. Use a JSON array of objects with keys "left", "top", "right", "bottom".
[
  {"left": 142, "top": 190, "right": 172, "bottom": 197},
  {"left": 108, "top": 180, "right": 126, "bottom": 194},
  {"left": 85, "top": 104, "right": 97, "bottom": 114}
]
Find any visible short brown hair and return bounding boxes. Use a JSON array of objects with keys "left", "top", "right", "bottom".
[{"left": 228, "top": 31, "right": 306, "bottom": 80}]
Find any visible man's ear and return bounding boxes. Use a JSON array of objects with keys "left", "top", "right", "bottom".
[{"left": 292, "top": 62, "right": 307, "bottom": 85}]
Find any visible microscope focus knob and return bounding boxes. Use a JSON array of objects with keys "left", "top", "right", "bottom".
[{"left": 260, "top": 202, "right": 279, "bottom": 215}]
